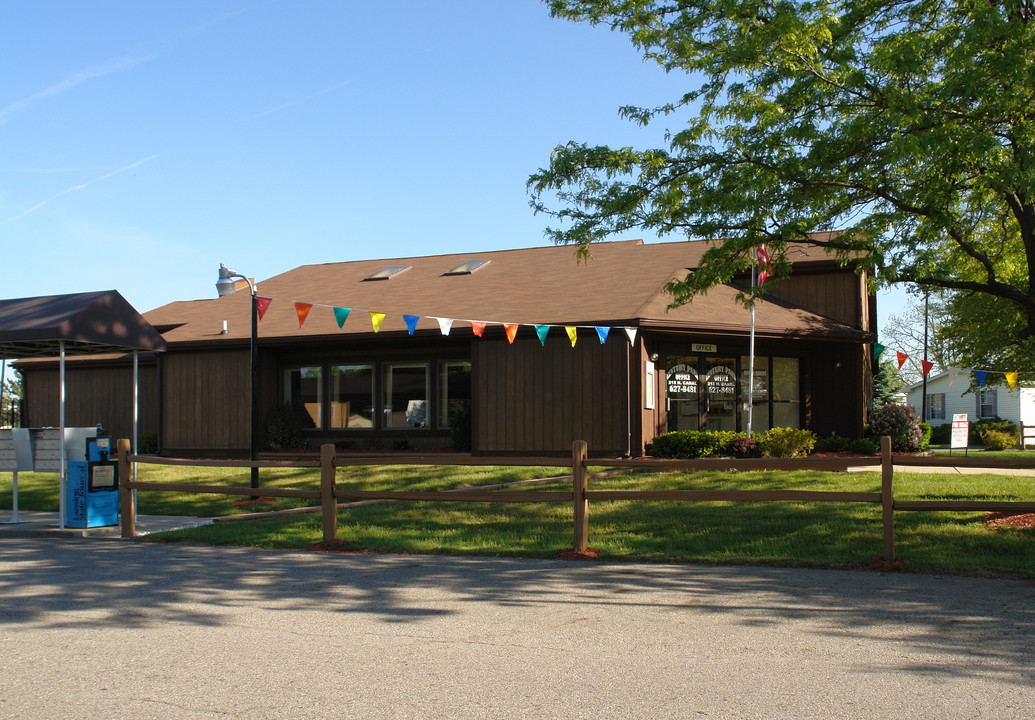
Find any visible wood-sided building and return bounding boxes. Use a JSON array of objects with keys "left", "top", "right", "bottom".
[{"left": 18, "top": 239, "right": 876, "bottom": 456}]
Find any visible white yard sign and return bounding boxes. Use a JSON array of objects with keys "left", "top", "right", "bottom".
[{"left": 951, "top": 414, "right": 970, "bottom": 450}]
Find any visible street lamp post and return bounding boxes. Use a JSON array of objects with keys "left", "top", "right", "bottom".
[{"left": 216, "top": 263, "right": 260, "bottom": 489}]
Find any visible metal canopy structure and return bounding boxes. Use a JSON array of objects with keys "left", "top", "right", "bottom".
[
  {"left": 0, "top": 290, "right": 166, "bottom": 529},
  {"left": 0, "top": 290, "right": 166, "bottom": 358}
]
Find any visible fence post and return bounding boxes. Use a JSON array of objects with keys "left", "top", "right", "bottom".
[
  {"left": 117, "top": 438, "right": 136, "bottom": 539},
  {"left": 572, "top": 440, "right": 589, "bottom": 553},
  {"left": 320, "top": 443, "right": 338, "bottom": 543},
  {"left": 881, "top": 435, "right": 894, "bottom": 562}
]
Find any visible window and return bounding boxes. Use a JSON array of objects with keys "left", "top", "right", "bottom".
[
  {"left": 363, "top": 265, "right": 411, "bottom": 281},
  {"left": 383, "top": 363, "right": 429, "bottom": 428},
  {"left": 330, "top": 365, "right": 374, "bottom": 428},
  {"left": 771, "top": 357, "right": 800, "bottom": 428},
  {"left": 444, "top": 259, "right": 489, "bottom": 275},
  {"left": 928, "top": 393, "right": 945, "bottom": 420},
  {"left": 439, "top": 361, "right": 472, "bottom": 428},
  {"left": 739, "top": 356, "right": 770, "bottom": 433},
  {"left": 977, "top": 389, "right": 997, "bottom": 419},
  {"left": 283, "top": 366, "right": 322, "bottom": 429}
]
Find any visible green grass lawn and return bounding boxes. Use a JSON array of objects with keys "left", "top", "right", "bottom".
[{"left": 2, "top": 463, "right": 1032, "bottom": 577}]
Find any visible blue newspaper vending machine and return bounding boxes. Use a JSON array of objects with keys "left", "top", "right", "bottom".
[{"left": 65, "top": 436, "right": 119, "bottom": 528}]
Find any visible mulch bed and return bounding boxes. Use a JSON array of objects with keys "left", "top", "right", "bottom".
[
  {"left": 556, "top": 547, "right": 601, "bottom": 561},
  {"left": 230, "top": 497, "right": 278, "bottom": 508},
  {"left": 863, "top": 556, "right": 911, "bottom": 572},
  {"left": 303, "top": 539, "right": 369, "bottom": 554},
  {"left": 985, "top": 512, "right": 1035, "bottom": 530}
]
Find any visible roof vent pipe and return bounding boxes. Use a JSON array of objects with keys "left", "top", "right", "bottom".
[{"left": 220, "top": 320, "right": 229, "bottom": 335}]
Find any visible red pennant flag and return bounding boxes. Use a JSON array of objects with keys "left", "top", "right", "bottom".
[
  {"left": 470, "top": 321, "right": 486, "bottom": 337},
  {"left": 256, "top": 296, "right": 272, "bottom": 320},
  {"left": 503, "top": 323, "right": 518, "bottom": 344},
  {"left": 294, "top": 302, "right": 313, "bottom": 327},
  {"left": 921, "top": 360, "right": 934, "bottom": 376},
  {"left": 896, "top": 351, "right": 908, "bottom": 369}
]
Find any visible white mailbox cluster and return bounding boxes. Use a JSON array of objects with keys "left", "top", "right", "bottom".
[{"left": 0, "top": 427, "right": 101, "bottom": 472}]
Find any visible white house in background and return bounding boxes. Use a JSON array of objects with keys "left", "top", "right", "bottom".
[{"left": 904, "top": 371, "right": 1035, "bottom": 428}]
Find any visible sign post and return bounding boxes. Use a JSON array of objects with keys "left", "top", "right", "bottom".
[{"left": 950, "top": 413, "right": 969, "bottom": 457}]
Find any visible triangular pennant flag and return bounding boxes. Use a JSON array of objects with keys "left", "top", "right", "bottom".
[
  {"left": 947, "top": 367, "right": 964, "bottom": 386},
  {"left": 873, "top": 343, "right": 886, "bottom": 361},
  {"left": 755, "top": 245, "right": 770, "bottom": 286},
  {"left": 595, "top": 326, "right": 610, "bottom": 344},
  {"left": 534, "top": 325, "right": 549, "bottom": 346},
  {"left": 436, "top": 317, "right": 453, "bottom": 336},
  {"left": 624, "top": 327, "right": 637, "bottom": 345},
  {"left": 974, "top": 370, "right": 988, "bottom": 387},
  {"left": 921, "top": 360, "right": 934, "bottom": 377},
  {"left": 504, "top": 323, "right": 518, "bottom": 344},
  {"left": 256, "top": 296, "right": 272, "bottom": 320},
  {"left": 565, "top": 326, "right": 577, "bottom": 347},
  {"left": 470, "top": 321, "right": 486, "bottom": 337},
  {"left": 1006, "top": 371, "right": 1019, "bottom": 391},
  {"left": 896, "top": 351, "right": 908, "bottom": 370},
  {"left": 294, "top": 302, "right": 313, "bottom": 328},
  {"left": 333, "top": 307, "right": 351, "bottom": 328},
  {"left": 370, "top": 312, "right": 386, "bottom": 333},
  {"left": 403, "top": 315, "right": 419, "bottom": 335}
]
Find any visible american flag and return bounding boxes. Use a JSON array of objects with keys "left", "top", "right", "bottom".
[{"left": 755, "top": 245, "right": 770, "bottom": 286}]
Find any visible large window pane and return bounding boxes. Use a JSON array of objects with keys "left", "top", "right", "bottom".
[
  {"left": 384, "top": 363, "right": 429, "bottom": 428},
  {"left": 740, "top": 356, "right": 770, "bottom": 433},
  {"left": 330, "top": 364, "right": 374, "bottom": 429},
  {"left": 283, "top": 366, "right": 322, "bottom": 429},
  {"left": 771, "top": 357, "right": 800, "bottom": 428},
  {"left": 665, "top": 355, "right": 699, "bottom": 432},
  {"left": 439, "top": 361, "right": 472, "bottom": 428}
]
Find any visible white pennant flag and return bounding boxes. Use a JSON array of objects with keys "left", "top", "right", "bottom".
[
  {"left": 947, "top": 366, "right": 965, "bottom": 386},
  {"left": 624, "top": 327, "right": 637, "bottom": 345},
  {"left": 436, "top": 317, "right": 454, "bottom": 336}
]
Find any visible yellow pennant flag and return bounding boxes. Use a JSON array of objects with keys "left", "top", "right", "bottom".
[
  {"left": 1006, "top": 371, "right": 1019, "bottom": 390},
  {"left": 565, "top": 326, "right": 577, "bottom": 347},
  {"left": 370, "top": 312, "right": 386, "bottom": 333}
]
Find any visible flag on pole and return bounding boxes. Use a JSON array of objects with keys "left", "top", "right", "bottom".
[
  {"left": 256, "top": 297, "right": 272, "bottom": 320},
  {"left": 755, "top": 245, "right": 770, "bottom": 286},
  {"left": 921, "top": 360, "right": 934, "bottom": 377}
]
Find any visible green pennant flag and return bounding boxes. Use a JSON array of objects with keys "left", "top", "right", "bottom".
[
  {"left": 534, "top": 325, "right": 549, "bottom": 347},
  {"left": 873, "top": 343, "right": 886, "bottom": 361},
  {"left": 333, "top": 307, "right": 351, "bottom": 328}
]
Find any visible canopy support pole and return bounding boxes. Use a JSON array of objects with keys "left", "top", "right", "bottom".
[{"left": 59, "top": 340, "right": 66, "bottom": 531}]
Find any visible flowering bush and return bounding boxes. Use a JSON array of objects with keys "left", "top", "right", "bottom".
[
  {"left": 869, "top": 403, "right": 923, "bottom": 453},
  {"left": 980, "top": 429, "right": 1016, "bottom": 451}
]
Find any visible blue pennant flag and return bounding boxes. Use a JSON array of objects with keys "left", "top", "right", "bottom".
[
  {"left": 974, "top": 370, "right": 988, "bottom": 387},
  {"left": 595, "top": 326, "right": 610, "bottom": 344},
  {"left": 403, "top": 315, "right": 419, "bottom": 335}
]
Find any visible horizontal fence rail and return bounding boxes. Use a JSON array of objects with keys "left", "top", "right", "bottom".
[{"left": 116, "top": 437, "right": 1035, "bottom": 562}]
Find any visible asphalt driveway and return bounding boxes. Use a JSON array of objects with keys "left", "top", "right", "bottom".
[{"left": 1, "top": 536, "right": 1032, "bottom": 719}]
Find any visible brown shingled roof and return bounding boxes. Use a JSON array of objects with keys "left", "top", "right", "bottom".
[{"left": 148, "top": 239, "right": 868, "bottom": 346}]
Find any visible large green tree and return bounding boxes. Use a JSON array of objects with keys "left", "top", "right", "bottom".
[{"left": 529, "top": 0, "right": 1035, "bottom": 367}]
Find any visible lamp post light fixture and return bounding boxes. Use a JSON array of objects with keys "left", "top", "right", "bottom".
[{"left": 216, "top": 263, "right": 260, "bottom": 489}]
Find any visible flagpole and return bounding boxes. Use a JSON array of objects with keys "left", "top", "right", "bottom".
[{"left": 748, "top": 260, "right": 756, "bottom": 438}]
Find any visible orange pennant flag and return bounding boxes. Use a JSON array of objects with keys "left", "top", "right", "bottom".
[
  {"left": 370, "top": 312, "right": 386, "bottom": 333},
  {"left": 470, "top": 321, "right": 486, "bottom": 337},
  {"left": 565, "top": 326, "right": 577, "bottom": 347},
  {"left": 896, "top": 351, "right": 908, "bottom": 369},
  {"left": 503, "top": 323, "right": 518, "bottom": 344},
  {"left": 294, "top": 302, "right": 313, "bottom": 328}
]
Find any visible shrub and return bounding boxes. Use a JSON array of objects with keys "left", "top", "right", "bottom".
[
  {"left": 449, "top": 400, "right": 472, "bottom": 452},
  {"left": 971, "top": 417, "right": 1017, "bottom": 445},
  {"left": 849, "top": 437, "right": 880, "bottom": 455},
  {"left": 869, "top": 402, "right": 923, "bottom": 453},
  {"left": 138, "top": 431, "right": 159, "bottom": 454},
  {"left": 265, "top": 402, "right": 307, "bottom": 451},
  {"left": 757, "top": 427, "right": 816, "bottom": 458},
  {"left": 929, "top": 423, "right": 951, "bottom": 445},
  {"left": 814, "top": 435, "right": 851, "bottom": 453},
  {"left": 919, "top": 422, "right": 933, "bottom": 452},
  {"left": 729, "top": 435, "right": 762, "bottom": 458},
  {"left": 980, "top": 429, "right": 1016, "bottom": 451},
  {"left": 645, "top": 430, "right": 736, "bottom": 458}
]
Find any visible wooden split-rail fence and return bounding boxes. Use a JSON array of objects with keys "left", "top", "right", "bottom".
[{"left": 115, "top": 437, "right": 1035, "bottom": 562}]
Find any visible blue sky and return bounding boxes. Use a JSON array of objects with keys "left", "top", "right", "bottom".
[{"left": 1, "top": 1, "right": 907, "bottom": 339}]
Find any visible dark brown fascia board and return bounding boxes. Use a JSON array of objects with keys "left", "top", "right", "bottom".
[{"left": 636, "top": 319, "right": 875, "bottom": 342}]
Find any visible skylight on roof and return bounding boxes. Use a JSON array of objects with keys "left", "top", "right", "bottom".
[
  {"left": 364, "top": 265, "right": 411, "bottom": 281},
  {"left": 443, "top": 259, "right": 489, "bottom": 276}
]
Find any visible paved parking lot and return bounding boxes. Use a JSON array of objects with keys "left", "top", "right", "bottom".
[{"left": 1, "top": 536, "right": 1033, "bottom": 719}]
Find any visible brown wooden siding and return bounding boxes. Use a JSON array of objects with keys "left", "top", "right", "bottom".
[
  {"left": 473, "top": 335, "right": 629, "bottom": 455},
  {"left": 766, "top": 271, "right": 862, "bottom": 328},
  {"left": 161, "top": 349, "right": 250, "bottom": 451},
  {"left": 21, "top": 363, "right": 159, "bottom": 443}
]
